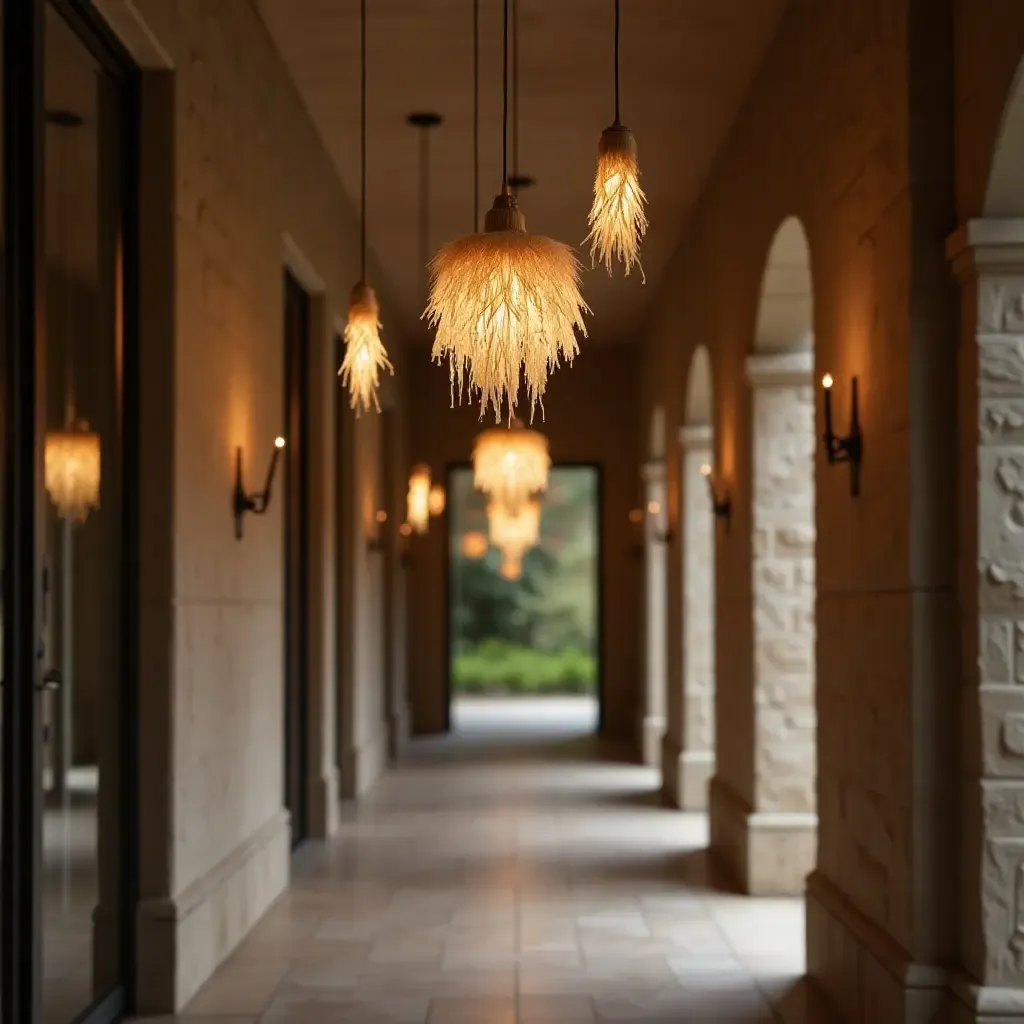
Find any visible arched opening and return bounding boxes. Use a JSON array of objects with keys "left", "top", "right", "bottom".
[
  {"left": 666, "top": 346, "right": 715, "bottom": 808},
  {"left": 710, "top": 217, "right": 817, "bottom": 895},
  {"left": 640, "top": 405, "right": 669, "bottom": 766}
]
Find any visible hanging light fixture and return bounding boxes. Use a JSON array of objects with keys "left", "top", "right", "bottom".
[
  {"left": 499, "top": 554, "right": 522, "bottom": 581},
  {"left": 461, "top": 531, "right": 489, "bottom": 560},
  {"left": 339, "top": 0, "right": 393, "bottom": 414},
  {"left": 407, "top": 464, "right": 432, "bottom": 535},
  {"left": 472, "top": 418, "right": 549, "bottom": 513},
  {"left": 424, "top": 0, "right": 589, "bottom": 424},
  {"left": 44, "top": 109, "right": 101, "bottom": 525},
  {"left": 584, "top": 0, "right": 648, "bottom": 279},
  {"left": 488, "top": 496, "right": 541, "bottom": 565},
  {"left": 428, "top": 482, "right": 446, "bottom": 517}
]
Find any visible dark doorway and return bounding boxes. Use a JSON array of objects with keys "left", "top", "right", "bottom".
[{"left": 283, "top": 272, "right": 309, "bottom": 848}]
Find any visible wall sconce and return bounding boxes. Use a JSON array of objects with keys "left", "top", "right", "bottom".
[
  {"left": 368, "top": 509, "right": 389, "bottom": 553},
  {"left": 428, "top": 483, "right": 446, "bottom": 518},
  {"left": 646, "top": 499, "right": 673, "bottom": 545},
  {"left": 700, "top": 463, "right": 731, "bottom": 534},
  {"left": 821, "top": 372, "right": 862, "bottom": 497},
  {"left": 233, "top": 436, "right": 285, "bottom": 540},
  {"left": 407, "top": 464, "right": 432, "bottom": 534}
]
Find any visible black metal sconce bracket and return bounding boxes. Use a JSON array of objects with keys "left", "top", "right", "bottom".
[
  {"left": 822, "top": 376, "right": 863, "bottom": 497},
  {"left": 233, "top": 441, "right": 283, "bottom": 540},
  {"left": 703, "top": 475, "right": 732, "bottom": 535}
]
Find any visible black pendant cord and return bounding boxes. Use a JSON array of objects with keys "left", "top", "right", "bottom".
[
  {"left": 419, "top": 126, "right": 429, "bottom": 295},
  {"left": 511, "top": 0, "right": 519, "bottom": 188},
  {"left": 473, "top": 0, "right": 479, "bottom": 231},
  {"left": 613, "top": 0, "right": 620, "bottom": 125},
  {"left": 502, "top": 0, "right": 509, "bottom": 187},
  {"left": 360, "top": 0, "right": 367, "bottom": 281}
]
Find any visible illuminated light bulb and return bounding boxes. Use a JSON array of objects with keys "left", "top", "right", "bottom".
[
  {"left": 647, "top": 500, "right": 660, "bottom": 516},
  {"left": 45, "top": 422, "right": 101, "bottom": 524},
  {"left": 822, "top": 373, "right": 834, "bottom": 389},
  {"left": 375, "top": 509, "right": 388, "bottom": 524},
  {"left": 700, "top": 464, "right": 711, "bottom": 478},
  {"left": 339, "top": 281, "right": 393, "bottom": 416},
  {"left": 275, "top": 436, "right": 286, "bottom": 449}
]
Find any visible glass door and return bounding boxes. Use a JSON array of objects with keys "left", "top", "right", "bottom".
[{"left": 2, "top": 2, "right": 137, "bottom": 1021}]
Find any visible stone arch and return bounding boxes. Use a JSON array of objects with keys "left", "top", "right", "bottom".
[
  {"left": 985, "top": 57, "right": 1024, "bottom": 217},
  {"left": 664, "top": 346, "right": 716, "bottom": 808},
  {"left": 709, "top": 217, "right": 817, "bottom": 894}
]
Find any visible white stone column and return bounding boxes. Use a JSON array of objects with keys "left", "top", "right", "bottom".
[
  {"left": 710, "top": 351, "right": 817, "bottom": 895},
  {"left": 641, "top": 459, "right": 669, "bottom": 767},
  {"left": 663, "top": 425, "right": 715, "bottom": 809},
  {"left": 949, "top": 219, "right": 1024, "bottom": 1022}
]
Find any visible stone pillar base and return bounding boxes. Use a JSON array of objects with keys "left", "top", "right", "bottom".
[
  {"left": 308, "top": 766, "right": 339, "bottom": 839},
  {"left": 709, "top": 776, "right": 816, "bottom": 895},
  {"left": 807, "top": 871, "right": 949, "bottom": 1023},
  {"left": 949, "top": 975, "right": 1024, "bottom": 1022},
  {"left": 340, "top": 723, "right": 389, "bottom": 800},
  {"left": 135, "top": 809, "right": 290, "bottom": 1013},
  {"left": 661, "top": 735, "right": 712, "bottom": 810},
  {"left": 641, "top": 715, "right": 665, "bottom": 768}
]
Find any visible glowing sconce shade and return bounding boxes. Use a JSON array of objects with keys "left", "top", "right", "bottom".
[
  {"left": 407, "top": 464, "right": 432, "bottom": 535},
  {"left": 45, "top": 422, "right": 100, "bottom": 524},
  {"left": 428, "top": 483, "right": 446, "bottom": 517},
  {"left": 472, "top": 419, "right": 550, "bottom": 514},
  {"left": 461, "top": 531, "right": 489, "bottom": 560}
]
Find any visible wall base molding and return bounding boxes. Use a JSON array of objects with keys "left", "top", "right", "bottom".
[
  {"left": 709, "top": 775, "right": 816, "bottom": 895},
  {"left": 807, "top": 870, "right": 949, "bottom": 1023},
  {"left": 661, "top": 735, "right": 712, "bottom": 810},
  {"left": 949, "top": 973, "right": 1024, "bottom": 1021},
  {"left": 135, "top": 808, "right": 290, "bottom": 1013}
]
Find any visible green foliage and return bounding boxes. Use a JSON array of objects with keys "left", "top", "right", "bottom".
[{"left": 452, "top": 640, "right": 597, "bottom": 695}]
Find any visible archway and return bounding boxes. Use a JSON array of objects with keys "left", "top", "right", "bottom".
[
  {"left": 640, "top": 405, "right": 669, "bottom": 766},
  {"left": 710, "top": 217, "right": 817, "bottom": 894},
  {"left": 663, "top": 347, "right": 715, "bottom": 809}
]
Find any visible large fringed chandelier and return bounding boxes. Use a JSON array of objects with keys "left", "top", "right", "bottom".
[
  {"left": 338, "top": 0, "right": 393, "bottom": 414},
  {"left": 472, "top": 418, "right": 549, "bottom": 513},
  {"left": 584, "top": 0, "right": 647, "bottom": 279},
  {"left": 424, "top": 0, "right": 588, "bottom": 424},
  {"left": 45, "top": 420, "right": 101, "bottom": 524}
]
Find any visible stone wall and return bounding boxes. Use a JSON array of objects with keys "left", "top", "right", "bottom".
[
  {"left": 640, "top": 0, "right": 960, "bottom": 1016},
  {"left": 99, "top": 0, "right": 406, "bottom": 1011}
]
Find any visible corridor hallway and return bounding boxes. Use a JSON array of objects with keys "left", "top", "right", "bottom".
[{"left": 153, "top": 700, "right": 815, "bottom": 1023}]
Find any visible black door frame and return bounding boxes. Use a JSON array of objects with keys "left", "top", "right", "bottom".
[
  {"left": 1, "top": 1, "right": 141, "bottom": 1021},
  {"left": 441, "top": 460, "right": 606, "bottom": 734},
  {"left": 283, "top": 271, "right": 310, "bottom": 848}
]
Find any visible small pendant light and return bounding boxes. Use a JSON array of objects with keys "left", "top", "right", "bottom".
[
  {"left": 424, "top": 0, "right": 589, "bottom": 424},
  {"left": 339, "top": 0, "right": 393, "bottom": 415},
  {"left": 584, "top": 0, "right": 648, "bottom": 279}
]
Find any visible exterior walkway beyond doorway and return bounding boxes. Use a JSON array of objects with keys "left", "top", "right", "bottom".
[{"left": 138, "top": 699, "right": 815, "bottom": 1023}]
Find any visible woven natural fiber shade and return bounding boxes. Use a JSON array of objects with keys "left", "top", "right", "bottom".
[
  {"left": 585, "top": 125, "right": 647, "bottom": 279},
  {"left": 425, "top": 188, "right": 588, "bottom": 423},
  {"left": 487, "top": 497, "right": 540, "bottom": 564},
  {"left": 339, "top": 282, "right": 393, "bottom": 415},
  {"left": 472, "top": 419, "right": 549, "bottom": 514},
  {"left": 45, "top": 425, "right": 101, "bottom": 524},
  {"left": 407, "top": 464, "right": 432, "bottom": 535}
]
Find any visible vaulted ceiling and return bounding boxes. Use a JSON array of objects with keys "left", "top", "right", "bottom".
[{"left": 257, "top": 0, "right": 790, "bottom": 346}]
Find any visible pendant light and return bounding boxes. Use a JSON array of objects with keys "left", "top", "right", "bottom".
[
  {"left": 425, "top": 0, "right": 589, "bottom": 424},
  {"left": 472, "top": 417, "right": 549, "bottom": 514},
  {"left": 488, "top": 496, "right": 541, "bottom": 573},
  {"left": 44, "top": 109, "right": 101, "bottom": 525},
  {"left": 584, "top": 0, "right": 648, "bottom": 279},
  {"left": 339, "top": 0, "right": 393, "bottom": 415}
]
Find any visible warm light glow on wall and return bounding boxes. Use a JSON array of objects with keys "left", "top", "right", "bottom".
[
  {"left": 428, "top": 484, "right": 446, "bottom": 517},
  {"left": 461, "top": 531, "right": 489, "bottom": 560},
  {"left": 45, "top": 425, "right": 101, "bottom": 523},
  {"left": 407, "top": 464, "right": 432, "bottom": 535},
  {"left": 472, "top": 420, "right": 550, "bottom": 514}
]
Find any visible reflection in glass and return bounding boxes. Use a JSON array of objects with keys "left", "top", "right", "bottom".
[
  {"left": 42, "top": 6, "right": 124, "bottom": 1020},
  {"left": 448, "top": 466, "right": 600, "bottom": 726}
]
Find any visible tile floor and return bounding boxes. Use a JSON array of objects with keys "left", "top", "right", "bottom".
[{"left": 138, "top": 698, "right": 828, "bottom": 1023}]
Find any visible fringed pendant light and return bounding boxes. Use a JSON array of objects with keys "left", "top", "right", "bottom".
[
  {"left": 488, "top": 496, "right": 541, "bottom": 563},
  {"left": 46, "top": 421, "right": 101, "bottom": 524},
  {"left": 472, "top": 418, "right": 549, "bottom": 514},
  {"left": 339, "top": 0, "right": 393, "bottom": 414},
  {"left": 425, "top": 0, "right": 589, "bottom": 424},
  {"left": 584, "top": 0, "right": 648, "bottom": 279}
]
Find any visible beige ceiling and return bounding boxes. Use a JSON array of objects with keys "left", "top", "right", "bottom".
[{"left": 257, "top": 0, "right": 790, "bottom": 347}]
